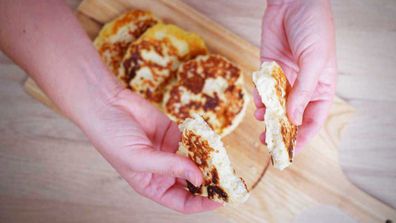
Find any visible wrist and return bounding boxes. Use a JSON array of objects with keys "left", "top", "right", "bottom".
[{"left": 57, "top": 62, "right": 125, "bottom": 128}]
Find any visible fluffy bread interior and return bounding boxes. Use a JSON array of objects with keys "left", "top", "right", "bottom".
[
  {"left": 178, "top": 114, "right": 249, "bottom": 203},
  {"left": 252, "top": 61, "right": 297, "bottom": 170}
]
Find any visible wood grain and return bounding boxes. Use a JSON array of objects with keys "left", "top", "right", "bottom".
[
  {"left": 20, "top": 0, "right": 396, "bottom": 222},
  {"left": 1, "top": 0, "right": 396, "bottom": 222}
]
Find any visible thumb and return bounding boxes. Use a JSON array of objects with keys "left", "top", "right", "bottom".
[
  {"left": 129, "top": 147, "right": 203, "bottom": 186},
  {"left": 287, "top": 53, "right": 324, "bottom": 125}
]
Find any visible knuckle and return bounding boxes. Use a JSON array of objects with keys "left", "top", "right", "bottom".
[
  {"left": 295, "top": 88, "right": 314, "bottom": 102},
  {"left": 298, "top": 89, "right": 313, "bottom": 98}
]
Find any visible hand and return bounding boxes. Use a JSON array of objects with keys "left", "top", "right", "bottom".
[
  {"left": 78, "top": 89, "right": 221, "bottom": 213},
  {"left": 254, "top": 0, "right": 337, "bottom": 152},
  {"left": 0, "top": 0, "right": 220, "bottom": 214}
]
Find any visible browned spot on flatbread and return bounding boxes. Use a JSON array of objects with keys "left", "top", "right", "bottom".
[
  {"left": 182, "top": 130, "right": 213, "bottom": 169},
  {"left": 164, "top": 54, "right": 246, "bottom": 135},
  {"left": 186, "top": 181, "right": 202, "bottom": 194},
  {"left": 210, "top": 168, "right": 219, "bottom": 184},
  {"left": 203, "top": 93, "right": 220, "bottom": 110},
  {"left": 121, "top": 38, "right": 178, "bottom": 103},
  {"left": 122, "top": 52, "right": 140, "bottom": 83},
  {"left": 207, "top": 185, "right": 228, "bottom": 202},
  {"left": 272, "top": 65, "right": 288, "bottom": 108},
  {"left": 206, "top": 168, "right": 228, "bottom": 202},
  {"left": 99, "top": 41, "right": 130, "bottom": 74},
  {"left": 128, "top": 18, "right": 158, "bottom": 39},
  {"left": 280, "top": 115, "right": 298, "bottom": 161}
]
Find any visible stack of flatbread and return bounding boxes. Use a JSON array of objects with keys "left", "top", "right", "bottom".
[{"left": 94, "top": 10, "right": 247, "bottom": 137}]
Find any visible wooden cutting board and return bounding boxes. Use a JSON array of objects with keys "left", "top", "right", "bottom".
[{"left": 23, "top": 0, "right": 396, "bottom": 222}]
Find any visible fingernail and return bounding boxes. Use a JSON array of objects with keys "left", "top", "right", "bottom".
[{"left": 186, "top": 172, "right": 199, "bottom": 186}]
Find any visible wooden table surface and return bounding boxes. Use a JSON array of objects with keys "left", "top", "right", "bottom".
[{"left": 0, "top": 0, "right": 395, "bottom": 222}]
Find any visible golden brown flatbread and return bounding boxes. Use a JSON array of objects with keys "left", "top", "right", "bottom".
[{"left": 163, "top": 54, "right": 248, "bottom": 137}]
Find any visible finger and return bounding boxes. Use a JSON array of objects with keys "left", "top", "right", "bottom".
[
  {"left": 176, "top": 178, "right": 187, "bottom": 187},
  {"left": 252, "top": 88, "right": 265, "bottom": 108},
  {"left": 160, "top": 121, "right": 181, "bottom": 153},
  {"left": 294, "top": 99, "right": 332, "bottom": 153},
  {"left": 130, "top": 148, "right": 202, "bottom": 186},
  {"left": 159, "top": 184, "right": 222, "bottom": 214},
  {"left": 287, "top": 50, "right": 326, "bottom": 125},
  {"left": 259, "top": 131, "right": 266, "bottom": 145},
  {"left": 254, "top": 107, "right": 266, "bottom": 121}
]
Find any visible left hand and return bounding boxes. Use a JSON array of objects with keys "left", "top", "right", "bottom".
[{"left": 77, "top": 89, "right": 221, "bottom": 213}]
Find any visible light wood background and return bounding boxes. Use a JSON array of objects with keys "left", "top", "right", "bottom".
[{"left": 0, "top": 0, "right": 395, "bottom": 223}]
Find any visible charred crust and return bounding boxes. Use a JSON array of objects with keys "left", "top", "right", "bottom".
[
  {"left": 239, "top": 177, "right": 248, "bottom": 191},
  {"left": 203, "top": 93, "right": 220, "bottom": 111},
  {"left": 280, "top": 119, "right": 298, "bottom": 161},
  {"left": 211, "top": 168, "right": 219, "bottom": 184},
  {"left": 187, "top": 181, "right": 202, "bottom": 194},
  {"left": 272, "top": 65, "right": 288, "bottom": 108},
  {"left": 182, "top": 130, "right": 213, "bottom": 169},
  {"left": 207, "top": 185, "right": 228, "bottom": 202},
  {"left": 129, "top": 19, "right": 158, "bottom": 39},
  {"left": 123, "top": 52, "right": 140, "bottom": 83},
  {"left": 182, "top": 131, "right": 229, "bottom": 202}
]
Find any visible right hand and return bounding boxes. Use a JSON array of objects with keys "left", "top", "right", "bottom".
[{"left": 255, "top": 0, "right": 337, "bottom": 152}]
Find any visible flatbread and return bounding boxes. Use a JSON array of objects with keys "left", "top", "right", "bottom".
[
  {"left": 252, "top": 61, "right": 297, "bottom": 170},
  {"left": 163, "top": 54, "right": 248, "bottom": 137},
  {"left": 119, "top": 23, "right": 207, "bottom": 103},
  {"left": 94, "top": 10, "right": 160, "bottom": 75},
  {"left": 178, "top": 114, "right": 249, "bottom": 203}
]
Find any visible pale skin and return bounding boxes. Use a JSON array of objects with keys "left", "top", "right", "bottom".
[
  {"left": 254, "top": 0, "right": 337, "bottom": 153},
  {"left": 0, "top": 0, "right": 336, "bottom": 213}
]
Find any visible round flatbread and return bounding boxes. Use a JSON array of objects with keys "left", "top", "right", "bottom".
[
  {"left": 94, "top": 10, "right": 160, "bottom": 75},
  {"left": 119, "top": 23, "right": 207, "bottom": 103},
  {"left": 163, "top": 54, "right": 248, "bottom": 137}
]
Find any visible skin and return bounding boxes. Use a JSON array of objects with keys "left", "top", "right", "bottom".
[
  {"left": 0, "top": 0, "right": 336, "bottom": 213},
  {"left": 0, "top": 0, "right": 219, "bottom": 213},
  {"left": 254, "top": 0, "right": 337, "bottom": 153}
]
